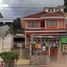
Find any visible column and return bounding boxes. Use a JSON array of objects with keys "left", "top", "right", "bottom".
[
  {"left": 30, "top": 35, "right": 33, "bottom": 56},
  {"left": 25, "top": 32, "right": 27, "bottom": 48},
  {"left": 58, "top": 41, "right": 61, "bottom": 62},
  {"left": 19, "top": 44, "right": 22, "bottom": 59},
  {"left": 48, "top": 46, "right": 50, "bottom": 63},
  {"left": 46, "top": 42, "right": 50, "bottom": 64}
]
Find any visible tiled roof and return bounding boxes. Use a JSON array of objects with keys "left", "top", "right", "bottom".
[
  {"left": 23, "top": 11, "right": 48, "bottom": 18},
  {"left": 23, "top": 11, "right": 64, "bottom": 18},
  {"left": 43, "top": 12, "right": 64, "bottom": 17},
  {"left": 0, "top": 12, "right": 3, "bottom": 18}
]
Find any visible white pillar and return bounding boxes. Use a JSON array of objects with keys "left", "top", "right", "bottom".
[
  {"left": 0, "top": 37, "right": 3, "bottom": 52},
  {"left": 19, "top": 44, "right": 22, "bottom": 59},
  {"left": 46, "top": 42, "right": 50, "bottom": 64},
  {"left": 25, "top": 32, "right": 27, "bottom": 48},
  {"left": 30, "top": 35, "right": 33, "bottom": 56},
  {"left": 48, "top": 46, "right": 50, "bottom": 63},
  {"left": 58, "top": 42, "right": 61, "bottom": 62}
]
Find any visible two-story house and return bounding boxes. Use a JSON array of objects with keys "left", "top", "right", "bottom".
[{"left": 21, "top": 7, "right": 66, "bottom": 60}]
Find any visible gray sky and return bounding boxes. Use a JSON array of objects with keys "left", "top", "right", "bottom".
[{"left": 0, "top": 0, "right": 64, "bottom": 20}]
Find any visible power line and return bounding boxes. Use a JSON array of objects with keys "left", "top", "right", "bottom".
[
  {"left": 0, "top": 6, "right": 44, "bottom": 8},
  {"left": 0, "top": 10, "right": 42, "bottom": 12}
]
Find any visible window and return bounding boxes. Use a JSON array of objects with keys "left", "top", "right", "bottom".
[
  {"left": 29, "top": 21, "right": 37, "bottom": 27},
  {"left": 14, "top": 38, "right": 25, "bottom": 43},
  {"left": 48, "top": 8, "right": 53, "bottom": 12},
  {"left": 47, "top": 20, "right": 57, "bottom": 26},
  {"left": 40, "top": 20, "right": 45, "bottom": 27},
  {"left": 55, "top": 8, "right": 60, "bottom": 12},
  {"left": 13, "top": 37, "right": 25, "bottom": 48}
]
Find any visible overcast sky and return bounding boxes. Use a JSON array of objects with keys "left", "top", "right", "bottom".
[{"left": 0, "top": 0, "right": 64, "bottom": 20}]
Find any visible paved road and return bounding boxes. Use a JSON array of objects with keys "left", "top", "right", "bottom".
[
  {"left": 16, "top": 55, "right": 67, "bottom": 67},
  {"left": 50, "top": 55, "right": 67, "bottom": 67}
]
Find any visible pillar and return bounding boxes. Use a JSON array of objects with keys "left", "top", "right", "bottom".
[
  {"left": 25, "top": 32, "right": 27, "bottom": 48},
  {"left": 19, "top": 44, "right": 22, "bottom": 59},
  {"left": 48, "top": 46, "right": 50, "bottom": 63},
  {"left": 30, "top": 35, "right": 33, "bottom": 56},
  {"left": 58, "top": 41, "right": 61, "bottom": 62},
  {"left": 46, "top": 42, "right": 50, "bottom": 64},
  {"left": 0, "top": 37, "right": 3, "bottom": 52}
]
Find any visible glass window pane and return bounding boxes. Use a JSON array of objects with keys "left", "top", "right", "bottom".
[
  {"left": 40, "top": 20, "right": 45, "bottom": 27},
  {"left": 47, "top": 20, "right": 57, "bottom": 26},
  {"left": 29, "top": 21, "right": 37, "bottom": 27},
  {"left": 33, "top": 22, "right": 37, "bottom": 27}
]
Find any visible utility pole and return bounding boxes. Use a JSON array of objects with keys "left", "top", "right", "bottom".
[{"left": 18, "top": 43, "right": 22, "bottom": 59}]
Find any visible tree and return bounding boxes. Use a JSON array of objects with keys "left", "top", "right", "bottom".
[
  {"left": 64, "top": 0, "right": 67, "bottom": 12},
  {"left": 8, "top": 18, "right": 24, "bottom": 35},
  {"left": 0, "top": 52, "right": 18, "bottom": 67}
]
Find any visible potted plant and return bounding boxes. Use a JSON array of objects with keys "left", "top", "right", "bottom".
[{"left": 0, "top": 51, "right": 18, "bottom": 67}]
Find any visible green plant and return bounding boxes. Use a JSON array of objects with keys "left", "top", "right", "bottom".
[
  {"left": 8, "top": 18, "right": 24, "bottom": 35},
  {"left": 0, "top": 52, "right": 18, "bottom": 67},
  {"left": 0, "top": 52, "right": 18, "bottom": 61}
]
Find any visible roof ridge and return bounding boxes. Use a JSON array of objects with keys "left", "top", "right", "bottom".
[{"left": 23, "top": 11, "right": 48, "bottom": 18}]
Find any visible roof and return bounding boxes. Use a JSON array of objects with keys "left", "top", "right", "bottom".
[
  {"left": 23, "top": 11, "right": 64, "bottom": 18},
  {"left": 44, "top": 6, "right": 64, "bottom": 9},
  {"left": 0, "top": 12, "right": 3, "bottom": 18}
]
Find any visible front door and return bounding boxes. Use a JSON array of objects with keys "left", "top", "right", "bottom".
[
  {"left": 50, "top": 47, "right": 58, "bottom": 57},
  {"left": 48, "top": 40, "right": 59, "bottom": 60}
]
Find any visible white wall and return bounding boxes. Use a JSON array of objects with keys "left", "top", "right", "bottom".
[
  {"left": 2, "top": 34, "right": 12, "bottom": 52},
  {"left": 0, "top": 37, "right": 3, "bottom": 53}
]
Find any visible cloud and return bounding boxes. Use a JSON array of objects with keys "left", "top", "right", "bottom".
[
  {"left": 32, "top": 0, "right": 64, "bottom": 7},
  {"left": 0, "top": 0, "right": 64, "bottom": 20}
]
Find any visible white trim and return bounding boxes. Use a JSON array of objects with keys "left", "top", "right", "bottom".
[
  {"left": 41, "top": 16, "right": 64, "bottom": 19},
  {"left": 25, "top": 30, "right": 66, "bottom": 33},
  {"left": 22, "top": 18, "right": 40, "bottom": 20},
  {"left": 22, "top": 16, "right": 64, "bottom": 20},
  {"left": 25, "top": 27, "right": 42, "bottom": 29}
]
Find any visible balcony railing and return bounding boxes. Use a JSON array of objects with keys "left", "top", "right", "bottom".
[{"left": 25, "top": 28, "right": 66, "bottom": 32}]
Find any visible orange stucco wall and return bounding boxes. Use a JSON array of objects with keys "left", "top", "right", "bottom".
[{"left": 21, "top": 19, "right": 66, "bottom": 29}]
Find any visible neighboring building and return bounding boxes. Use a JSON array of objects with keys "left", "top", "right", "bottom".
[
  {"left": 62, "top": 12, "right": 67, "bottom": 54},
  {"left": 0, "top": 18, "right": 12, "bottom": 26},
  {"left": 21, "top": 7, "right": 67, "bottom": 60},
  {"left": 0, "top": 12, "right": 3, "bottom": 18},
  {"left": 0, "top": 12, "right": 3, "bottom": 53},
  {"left": 0, "top": 25, "right": 12, "bottom": 52},
  {"left": 64, "top": 13, "right": 67, "bottom": 20}
]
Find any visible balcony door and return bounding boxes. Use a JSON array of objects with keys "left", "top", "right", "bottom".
[{"left": 40, "top": 20, "right": 45, "bottom": 28}]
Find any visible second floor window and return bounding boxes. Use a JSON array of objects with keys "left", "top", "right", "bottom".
[
  {"left": 47, "top": 20, "right": 57, "bottom": 26},
  {"left": 29, "top": 21, "right": 37, "bottom": 27},
  {"left": 40, "top": 20, "right": 45, "bottom": 27},
  {"left": 48, "top": 8, "right": 53, "bottom": 12}
]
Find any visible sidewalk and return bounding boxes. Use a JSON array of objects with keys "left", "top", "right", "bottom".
[{"left": 50, "top": 54, "right": 67, "bottom": 67}]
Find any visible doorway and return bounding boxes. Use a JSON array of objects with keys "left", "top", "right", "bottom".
[{"left": 48, "top": 40, "right": 59, "bottom": 61}]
